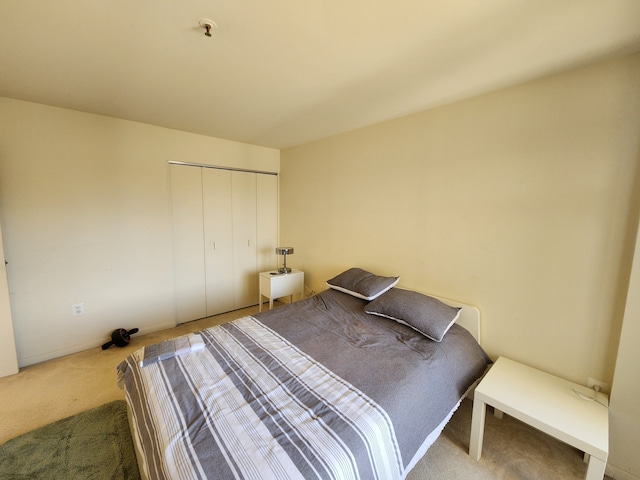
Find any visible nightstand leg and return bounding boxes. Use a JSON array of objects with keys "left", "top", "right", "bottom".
[
  {"left": 585, "top": 455, "right": 606, "bottom": 480},
  {"left": 469, "top": 398, "right": 487, "bottom": 461}
]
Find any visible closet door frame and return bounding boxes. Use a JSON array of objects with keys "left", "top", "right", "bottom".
[{"left": 0, "top": 221, "right": 18, "bottom": 377}]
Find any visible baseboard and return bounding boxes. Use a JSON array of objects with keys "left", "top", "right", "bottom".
[
  {"left": 608, "top": 463, "right": 640, "bottom": 480},
  {"left": 18, "top": 321, "right": 177, "bottom": 368}
]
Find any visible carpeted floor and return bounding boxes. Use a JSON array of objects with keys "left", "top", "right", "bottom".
[
  {"left": 0, "top": 400, "right": 140, "bottom": 480},
  {"left": 409, "top": 398, "right": 611, "bottom": 480},
  {"left": 0, "top": 396, "right": 611, "bottom": 480}
]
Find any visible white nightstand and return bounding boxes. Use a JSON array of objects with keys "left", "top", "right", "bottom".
[
  {"left": 469, "top": 356, "right": 609, "bottom": 480},
  {"left": 258, "top": 269, "right": 304, "bottom": 312}
]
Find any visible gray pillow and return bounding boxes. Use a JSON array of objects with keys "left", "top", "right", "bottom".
[
  {"left": 365, "top": 288, "right": 461, "bottom": 342},
  {"left": 326, "top": 268, "right": 399, "bottom": 300}
]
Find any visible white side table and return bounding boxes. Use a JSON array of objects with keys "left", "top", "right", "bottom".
[
  {"left": 258, "top": 269, "right": 304, "bottom": 312},
  {"left": 469, "top": 357, "right": 609, "bottom": 480}
]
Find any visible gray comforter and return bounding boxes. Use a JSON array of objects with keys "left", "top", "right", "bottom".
[{"left": 118, "top": 289, "right": 491, "bottom": 480}]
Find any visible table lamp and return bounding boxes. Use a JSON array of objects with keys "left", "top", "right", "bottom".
[{"left": 276, "top": 247, "right": 294, "bottom": 274}]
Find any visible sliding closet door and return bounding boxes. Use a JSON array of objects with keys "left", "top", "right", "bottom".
[
  {"left": 257, "top": 174, "right": 278, "bottom": 273},
  {"left": 231, "top": 171, "right": 257, "bottom": 309},
  {"left": 170, "top": 164, "right": 206, "bottom": 323},
  {"left": 171, "top": 164, "right": 278, "bottom": 322},
  {"left": 202, "top": 168, "right": 234, "bottom": 315}
]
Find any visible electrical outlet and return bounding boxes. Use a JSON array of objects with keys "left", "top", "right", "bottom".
[
  {"left": 587, "top": 377, "right": 608, "bottom": 391},
  {"left": 72, "top": 302, "right": 85, "bottom": 316}
]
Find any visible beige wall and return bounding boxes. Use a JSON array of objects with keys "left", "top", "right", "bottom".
[
  {"left": 280, "top": 52, "right": 640, "bottom": 387},
  {"left": 0, "top": 98, "right": 279, "bottom": 366}
]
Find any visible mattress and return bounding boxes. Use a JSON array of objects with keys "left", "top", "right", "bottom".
[{"left": 118, "top": 288, "right": 491, "bottom": 479}]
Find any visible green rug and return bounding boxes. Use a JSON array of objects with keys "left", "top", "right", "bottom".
[{"left": 0, "top": 400, "right": 141, "bottom": 480}]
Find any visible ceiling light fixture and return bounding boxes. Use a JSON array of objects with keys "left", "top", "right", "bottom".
[{"left": 199, "top": 18, "right": 217, "bottom": 37}]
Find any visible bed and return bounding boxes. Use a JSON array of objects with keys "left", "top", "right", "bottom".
[{"left": 117, "top": 268, "right": 492, "bottom": 480}]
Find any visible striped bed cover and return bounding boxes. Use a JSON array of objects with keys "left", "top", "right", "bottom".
[{"left": 118, "top": 290, "right": 491, "bottom": 480}]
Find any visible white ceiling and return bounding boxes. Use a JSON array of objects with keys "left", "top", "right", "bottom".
[{"left": 1, "top": 1, "right": 640, "bottom": 149}]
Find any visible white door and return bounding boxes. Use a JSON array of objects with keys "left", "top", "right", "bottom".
[
  {"left": 0, "top": 222, "right": 19, "bottom": 377},
  {"left": 202, "top": 168, "right": 234, "bottom": 315},
  {"left": 170, "top": 164, "right": 207, "bottom": 323},
  {"left": 232, "top": 171, "right": 258, "bottom": 309},
  {"left": 257, "top": 174, "right": 278, "bottom": 273},
  {"left": 171, "top": 165, "right": 277, "bottom": 322}
]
